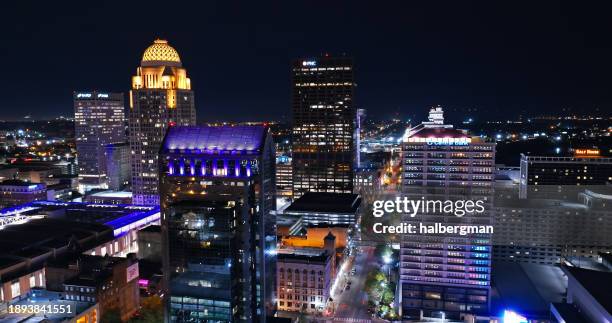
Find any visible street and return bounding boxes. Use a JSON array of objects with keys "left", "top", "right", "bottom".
[{"left": 326, "top": 246, "right": 386, "bottom": 323}]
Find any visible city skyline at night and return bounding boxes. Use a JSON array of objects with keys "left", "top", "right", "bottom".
[{"left": 0, "top": 2, "right": 610, "bottom": 323}]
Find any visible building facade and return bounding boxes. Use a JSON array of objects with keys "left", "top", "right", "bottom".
[
  {"left": 0, "top": 180, "right": 47, "bottom": 208},
  {"left": 519, "top": 152, "right": 612, "bottom": 198},
  {"left": 276, "top": 247, "right": 333, "bottom": 314},
  {"left": 105, "top": 142, "right": 131, "bottom": 191},
  {"left": 492, "top": 186, "right": 612, "bottom": 265},
  {"left": 276, "top": 155, "right": 293, "bottom": 198},
  {"left": 159, "top": 126, "right": 276, "bottom": 322},
  {"left": 283, "top": 192, "right": 361, "bottom": 226},
  {"left": 129, "top": 39, "right": 196, "bottom": 205},
  {"left": 74, "top": 91, "right": 125, "bottom": 192},
  {"left": 62, "top": 255, "right": 140, "bottom": 321},
  {"left": 399, "top": 108, "right": 495, "bottom": 320},
  {"left": 291, "top": 56, "right": 356, "bottom": 197}
]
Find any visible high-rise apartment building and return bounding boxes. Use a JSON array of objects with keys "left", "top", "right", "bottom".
[
  {"left": 74, "top": 91, "right": 125, "bottom": 192},
  {"left": 159, "top": 126, "right": 276, "bottom": 322},
  {"left": 129, "top": 39, "right": 196, "bottom": 205},
  {"left": 399, "top": 107, "right": 495, "bottom": 320},
  {"left": 291, "top": 56, "right": 356, "bottom": 198}
]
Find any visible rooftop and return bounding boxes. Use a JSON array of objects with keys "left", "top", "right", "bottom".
[
  {"left": 491, "top": 262, "right": 566, "bottom": 319},
  {"left": 0, "top": 201, "right": 159, "bottom": 237},
  {"left": 277, "top": 247, "right": 330, "bottom": 263},
  {"left": 0, "top": 289, "right": 95, "bottom": 321},
  {"left": 564, "top": 266, "right": 612, "bottom": 314},
  {"left": 87, "top": 190, "right": 133, "bottom": 198},
  {"left": 0, "top": 179, "right": 44, "bottom": 187},
  {"left": 285, "top": 192, "right": 361, "bottom": 214},
  {"left": 162, "top": 125, "right": 267, "bottom": 154},
  {"left": 141, "top": 39, "right": 181, "bottom": 67},
  {"left": 409, "top": 127, "right": 470, "bottom": 139}
]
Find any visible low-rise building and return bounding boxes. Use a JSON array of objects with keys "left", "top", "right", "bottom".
[
  {"left": 0, "top": 180, "right": 47, "bottom": 208},
  {"left": 0, "top": 201, "right": 160, "bottom": 303},
  {"left": 84, "top": 190, "right": 132, "bottom": 205},
  {"left": 283, "top": 192, "right": 361, "bottom": 226},
  {"left": 137, "top": 225, "right": 161, "bottom": 262},
  {"left": 551, "top": 267, "right": 612, "bottom": 323},
  {"left": 62, "top": 255, "right": 140, "bottom": 322},
  {"left": 0, "top": 289, "right": 99, "bottom": 322},
  {"left": 277, "top": 247, "right": 334, "bottom": 314}
]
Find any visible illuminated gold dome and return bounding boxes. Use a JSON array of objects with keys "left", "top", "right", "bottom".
[{"left": 141, "top": 39, "right": 182, "bottom": 67}]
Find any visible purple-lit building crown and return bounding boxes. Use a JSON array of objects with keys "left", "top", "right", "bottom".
[{"left": 161, "top": 125, "right": 269, "bottom": 178}]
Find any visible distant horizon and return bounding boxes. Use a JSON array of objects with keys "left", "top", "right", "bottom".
[{"left": 4, "top": 1, "right": 612, "bottom": 121}]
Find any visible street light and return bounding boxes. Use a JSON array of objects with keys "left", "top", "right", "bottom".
[{"left": 383, "top": 254, "right": 392, "bottom": 264}]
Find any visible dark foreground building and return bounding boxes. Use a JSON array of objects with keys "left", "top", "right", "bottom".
[
  {"left": 160, "top": 126, "right": 276, "bottom": 322},
  {"left": 291, "top": 56, "right": 356, "bottom": 197}
]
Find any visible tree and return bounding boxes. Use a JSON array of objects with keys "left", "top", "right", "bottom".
[
  {"left": 102, "top": 308, "right": 122, "bottom": 323},
  {"left": 374, "top": 244, "right": 392, "bottom": 260},
  {"left": 381, "top": 289, "right": 394, "bottom": 305},
  {"left": 131, "top": 296, "right": 163, "bottom": 323}
]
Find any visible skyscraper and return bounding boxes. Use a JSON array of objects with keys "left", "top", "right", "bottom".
[
  {"left": 74, "top": 91, "right": 125, "bottom": 192},
  {"left": 291, "top": 56, "right": 356, "bottom": 198},
  {"left": 105, "top": 142, "right": 131, "bottom": 191},
  {"left": 159, "top": 126, "right": 276, "bottom": 322},
  {"left": 400, "top": 107, "right": 495, "bottom": 320},
  {"left": 129, "top": 39, "right": 196, "bottom": 205}
]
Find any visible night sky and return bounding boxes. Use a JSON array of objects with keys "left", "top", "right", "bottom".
[{"left": 2, "top": 1, "right": 612, "bottom": 121}]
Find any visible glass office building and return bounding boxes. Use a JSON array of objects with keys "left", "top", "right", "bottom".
[
  {"left": 160, "top": 126, "right": 276, "bottom": 322},
  {"left": 291, "top": 56, "right": 356, "bottom": 197}
]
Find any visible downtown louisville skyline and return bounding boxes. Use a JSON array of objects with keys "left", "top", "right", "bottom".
[{"left": 3, "top": 0, "right": 612, "bottom": 121}]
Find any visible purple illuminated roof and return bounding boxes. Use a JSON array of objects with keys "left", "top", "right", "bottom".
[{"left": 163, "top": 126, "right": 266, "bottom": 152}]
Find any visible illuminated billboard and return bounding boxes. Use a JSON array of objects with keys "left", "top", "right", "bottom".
[{"left": 126, "top": 262, "right": 139, "bottom": 283}]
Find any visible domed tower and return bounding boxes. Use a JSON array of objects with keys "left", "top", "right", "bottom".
[{"left": 129, "top": 39, "right": 196, "bottom": 205}]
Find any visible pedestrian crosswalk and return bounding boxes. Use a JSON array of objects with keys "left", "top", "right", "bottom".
[
  {"left": 310, "top": 317, "right": 373, "bottom": 323},
  {"left": 333, "top": 318, "right": 372, "bottom": 323}
]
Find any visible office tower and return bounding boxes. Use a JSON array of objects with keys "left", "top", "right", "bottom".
[
  {"left": 105, "top": 142, "right": 131, "bottom": 191},
  {"left": 400, "top": 107, "right": 495, "bottom": 320},
  {"left": 129, "top": 39, "right": 196, "bottom": 205},
  {"left": 519, "top": 150, "right": 612, "bottom": 198},
  {"left": 159, "top": 126, "right": 276, "bottom": 322},
  {"left": 291, "top": 56, "right": 356, "bottom": 198},
  {"left": 74, "top": 91, "right": 125, "bottom": 192},
  {"left": 276, "top": 155, "right": 293, "bottom": 198},
  {"left": 356, "top": 108, "right": 366, "bottom": 168}
]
